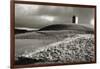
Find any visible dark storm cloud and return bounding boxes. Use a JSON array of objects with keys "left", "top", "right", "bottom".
[{"left": 15, "top": 4, "right": 94, "bottom": 28}]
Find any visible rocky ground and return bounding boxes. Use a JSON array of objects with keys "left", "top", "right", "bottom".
[{"left": 15, "top": 33, "right": 95, "bottom": 65}]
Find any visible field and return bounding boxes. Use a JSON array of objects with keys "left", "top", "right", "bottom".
[{"left": 15, "top": 30, "right": 95, "bottom": 65}]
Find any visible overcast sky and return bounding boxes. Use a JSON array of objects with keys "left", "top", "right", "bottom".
[{"left": 15, "top": 4, "right": 95, "bottom": 29}]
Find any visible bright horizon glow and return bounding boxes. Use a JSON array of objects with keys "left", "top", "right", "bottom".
[
  {"left": 15, "top": 27, "right": 38, "bottom": 31},
  {"left": 40, "top": 15, "right": 55, "bottom": 22}
]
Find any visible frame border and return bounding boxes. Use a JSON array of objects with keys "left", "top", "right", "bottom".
[{"left": 10, "top": 0, "right": 97, "bottom": 68}]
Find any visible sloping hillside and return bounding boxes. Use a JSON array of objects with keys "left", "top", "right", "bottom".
[
  {"left": 16, "top": 34, "right": 94, "bottom": 65},
  {"left": 38, "top": 24, "right": 93, "bottom": 33}
]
